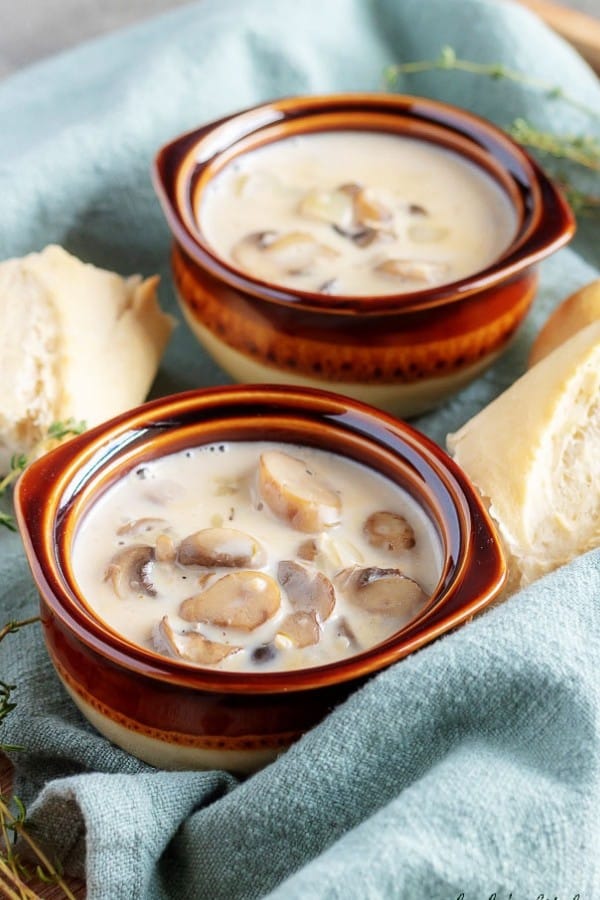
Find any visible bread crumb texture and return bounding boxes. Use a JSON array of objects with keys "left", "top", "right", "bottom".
[
  {"left": 448, "top": 319, "right": 600, "bottom": 591},
  {"left": 0, "top": 245, "right": 175, "bottom": 473}
]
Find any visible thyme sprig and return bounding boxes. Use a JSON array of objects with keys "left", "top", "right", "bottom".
[
  {"left": 1, "top": 618, "right": 41, "bottom": 755},
  {"left": 1, "top": 618, "right": 77, "bottom": 898},
  {"left": 385, "top": 46, "right": 600, "bottom": 214},
  {"left": 508, "top": 117, "right": 600, "bottom": 170},
  {"left": 0, "top": 419, "right": 86, "bottom": 533},
  {"left": 0, "top": 421, "right": 86, "bottom": 895},
  {"left": 384, "top": 45, "right": 600, "bottom": 122},
  {"left": 0, "top": 796, "right": 77, "bottom": 900}
]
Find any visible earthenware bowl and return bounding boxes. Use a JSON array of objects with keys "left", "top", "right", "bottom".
[
  {"left": 15, "top": 385, "right": 506, "bottom": 773},
  {"left": 153, "top": 93, "right": 574, "bottom": 417}
]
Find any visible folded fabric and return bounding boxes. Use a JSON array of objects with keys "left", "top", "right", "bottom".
[{"left": 0, "top": 1, "right": 599, "bottom": 898}]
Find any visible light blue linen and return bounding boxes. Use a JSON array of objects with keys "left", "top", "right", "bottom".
[{"left": 1, "top": 1, "right": 599, "bottom": 897}]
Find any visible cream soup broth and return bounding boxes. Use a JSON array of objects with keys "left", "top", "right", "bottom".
[
  {"left": 199, "top": 131, "right": 517, "bottom": 296},
  {"left": 72, "top": 442, "right": 443, "bottom": 671}
]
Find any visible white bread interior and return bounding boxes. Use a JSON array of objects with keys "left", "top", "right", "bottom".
[
  {"left": 447, "top": 319, "right": 600, "bottom": 591},
  {"left": 0, "top": 245, "right": 175, "bottom": 473}
]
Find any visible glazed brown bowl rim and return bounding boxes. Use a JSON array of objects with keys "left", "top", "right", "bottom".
[
  {"left": 153, "top": 92, "right": 575, "bottom": 316},
  {"left": 15, "top": 385, "right": 506, "bottom": 694}
]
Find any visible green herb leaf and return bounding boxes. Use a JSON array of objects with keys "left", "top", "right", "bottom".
[{"left": 0, "top": 511, "right": 16, "bottom": 532}]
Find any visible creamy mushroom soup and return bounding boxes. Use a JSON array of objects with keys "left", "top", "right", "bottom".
[
  {"left": 199, "top": 131, "right": 517, "bottom": 296},
  {"left": 72, "top": 442, "right": 443, "bottom": 671}
]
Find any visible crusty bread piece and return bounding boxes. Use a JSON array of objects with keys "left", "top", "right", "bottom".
[
  {"left": 529, "top": 277, "right": 600, "bottom": 367},
  {"left": 0, "top": 245, "right": 175, "bottom": 473},
  {"left": 447, "top": 319, "right": 600, "bottom": 591}
]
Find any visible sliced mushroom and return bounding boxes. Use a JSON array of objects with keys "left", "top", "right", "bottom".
[
  {"left": 353, "top": 188, "right": 393, "bottom": 228},
  {"left": 374, "top": 258, "right": 449, "bottom": 284},
  {"left": 278, "top": 560, "right": 335, "bottom": 621},
  {"left": 263, "top": 231, "right": 338, "bottom": 273},
  {"left": 297, "top": 538, "right": 319, "bottom": 562},
  {"left": 276, "top": 610, "right": 320, "bottom": 648},
  {"left": 258, "top": 450, "right": 341, "bottom": 533},
  {"left": 178, "top": 527, "right": 266, "bottom": 568},
  {"left": 179, "top": 571, "right": 281, "bottom": 631},
  {"left": 335, "top": 565, "right": 426, "bottom": 618},
  {"left": 155, "top": 533, "right": 177, "bottom": 563},
  {"left": 317, "top": 533, "right": 364, "bottom": 571},
  {"left": 116, "top": 517, "right": 169, "bottom": 537},
  {"left": 105, "top": 545, "right": 156, "bottom": 598},
  {"left": 155, "top": 617, "right": 239, "bottom": 665},
  {"left": 335, "top": 616, "right": 361, "bottom": 651},
  {"left": 338, "top": 182, "right": 363, "bottom": 198},
  {"left": 232, "top": 231, "right": 337, "bottom": 280},
  {"left": 363, "top": 511, "right": 416, "bottom": 552},
  {"left": 332, "top": 224, "right": 380, "bottom": 248},
  {"left": 298, "top": 188, "right": 354, "bottom": 230}
]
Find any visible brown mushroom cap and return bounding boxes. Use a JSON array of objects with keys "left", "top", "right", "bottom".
[
  {"left": 155, "top": 617, "right": 239, "bottom": 665},
  {"left": 177, "top": 527, "right": 266, "bottom": 568},
  {"left": 363, "top": 511, "right": 416, "bottom": 552},
  {"left": 278, "top": 559, "right": 336, "bottom": 621},
  {"left": 277, "top": 611, "right": 320, "bottom": 648},
  {"left": 258, "top": 450, "right": 341, "bottom": 533},
  {"left": 179, "top": 571, "right": 281, "bottom": 631},
  {"left": 105, "top": 545, "right": 156, "bottom": 598},
  {"left": 335, "top": 565, "right": 426, "bottom": 618}
]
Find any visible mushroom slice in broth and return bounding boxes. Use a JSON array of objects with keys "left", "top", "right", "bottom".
[
  {"left": 177, "top": 527, "right": 265, "bottom": 568},
  {"left": 155, "top": 617, "right": 240, "bottom": 665},
  {"left": 363, "top": 511, "right": 416, "bottom": 552},
  {"left": 277, "top": 560, "right": 335, "bottom": 621},
  {"left": 353, "top": 187, "right": 393, "bottom": 228},
  {"left": 232, "top": 230, "right": 337, "bottom": 279},
  {"left": 335, "top": 565, "right": 426, "bottom": 619},
  {"left": 296, "top": 538, "right": 319, "bottom": 562},
  {"left": 298, "top": 188, "right": 355, "bottom": 230},
  {"left": 258, "top": 450, "right": 341, "bottom": 533},
  {"left": 375, "top": 258, "right": 450, "bottom": 284},
  {"left": 276, "top": 610, "right": 321, "bottom": 648},
  {"left": 116, "top": 517, "right": 170, "bottom": 537},
  {"left": 179, "top": 571, "right": 281, "bottom": 631},
  {"left": 105, "top": 545, "right": 156, "bottom": 598},
  {"left": 155, "top": 533, "right": 177, "bottom": 563}
]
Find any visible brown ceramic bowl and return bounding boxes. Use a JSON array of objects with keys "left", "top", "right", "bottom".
[
  {"left": 15, "top": 385, "right": 506, "bottom": 773},
  {"left": 153, "top": 93, "right": 574, "bottom": 417}
]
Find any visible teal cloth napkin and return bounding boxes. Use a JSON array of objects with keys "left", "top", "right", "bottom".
[{"left": 1, "top": 1, "right": 599, "bottom": 897}]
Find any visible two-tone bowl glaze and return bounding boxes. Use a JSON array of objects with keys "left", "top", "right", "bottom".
[
  {"left": 15, "top": 386, "right": 506, "bottom": 773},
  {"left": 154, "top": 93, "right": 574, "bottom": 417}
]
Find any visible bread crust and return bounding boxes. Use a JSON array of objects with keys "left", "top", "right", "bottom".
[
  {"left": 0, "top": 246, "right": 175, "bottom": 472},
  {"left": 448, "top": 319, "right": 600, "bottom": 590},
  {"left": 529, "top": 278, "right": 600, "bottom": 367}
]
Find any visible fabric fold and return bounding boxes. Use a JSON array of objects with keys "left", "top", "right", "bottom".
[{"left": 1, "top": 0, "right": 599, "bottom": 897}]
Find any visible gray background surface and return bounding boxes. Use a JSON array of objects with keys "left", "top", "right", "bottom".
[{"left": 0, "top": 0, "right": 598, "bottom": 79}]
